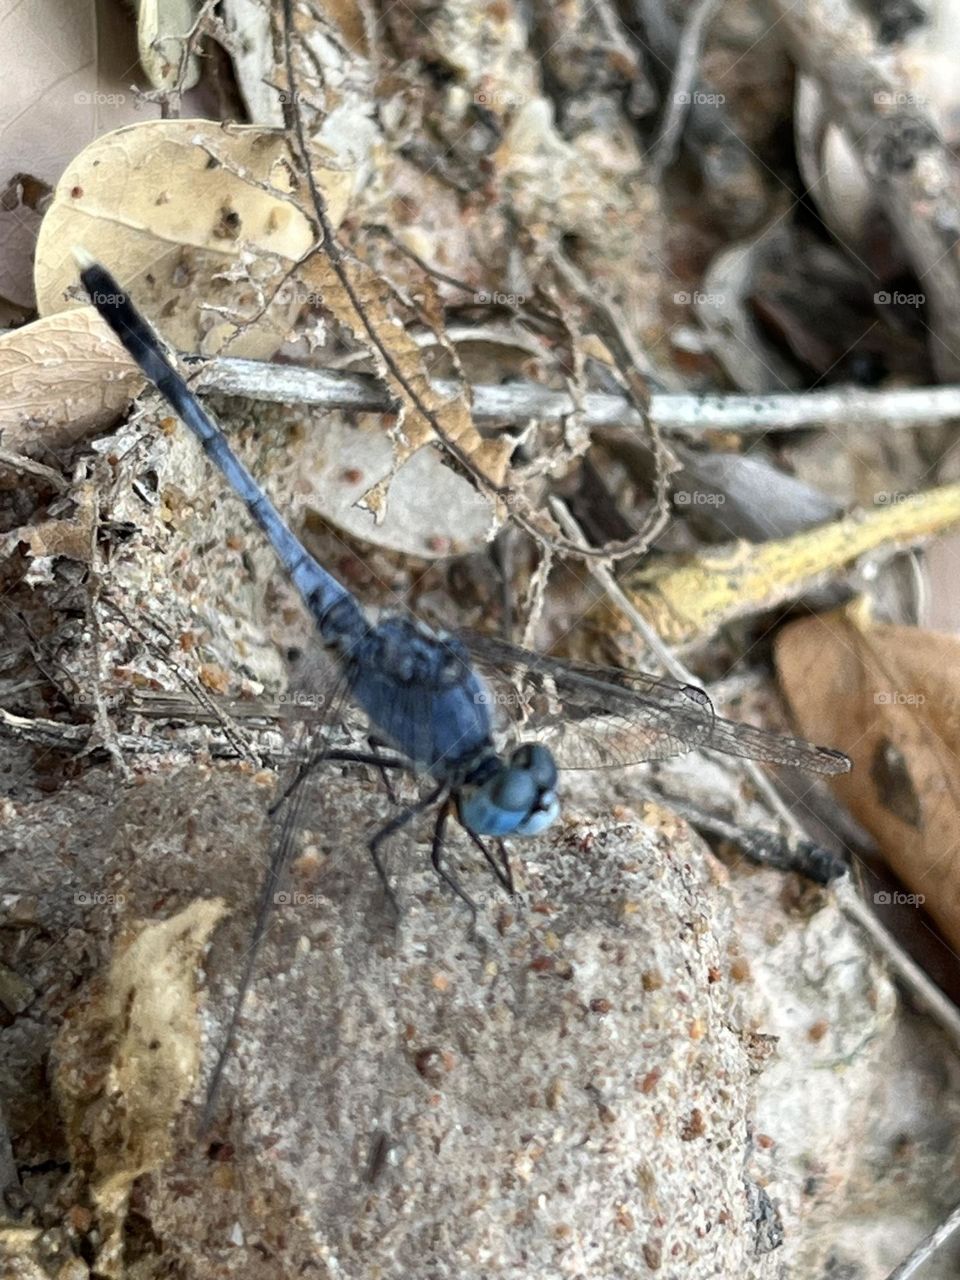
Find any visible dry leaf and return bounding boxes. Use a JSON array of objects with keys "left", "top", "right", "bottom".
[
  {"left": 278, "top": 415, "right": 497, "bottom": 558},
  {"left": 299, "top": 252, "right": 513, "bottom": 507},
  {"left": 35, "top": 120, "right": 350, "bottom": 357},
  {"left": 776, "top": 605, "right": 960, "bottom": 950},
  {"left": 138, "top": 0, "right": 202, "bottom": 92},
  {"left": 618, "top": 483, "right": 960, "bottom": 646},
  {"left": 53, "top": 899, "right": 226, "bottom": 1269},
  {"left": 0, "top": 306, "right": 141, "bottom": 454},
  {"left": 1, "top": 476, "right": 99, "bottom": 566}
]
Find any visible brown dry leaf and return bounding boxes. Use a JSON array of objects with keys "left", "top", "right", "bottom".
[
  {"left": 617, "top": 483, "right": 960, "bottom": 646},
  {"left": 776, "top": 604, "right": 960, "bottom": 950},
  {"left": 1, "top": 475, "right": 99, "bottom": 566},
  {"left": 52, "top": 899, "right": 226, "bottom": 1272},
  {"left": 35, "top": 120, "right": 350, "bottom": 358},
  {"left": 299, "top": 252, "right": 513, "bottom": 509},
  {"left": 0, "top": 306, "right": 141, "bottom": 455}
]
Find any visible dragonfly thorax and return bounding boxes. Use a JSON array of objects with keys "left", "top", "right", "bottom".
[{"left": 457, "top": 742, "right": 560, "bottom": 838}]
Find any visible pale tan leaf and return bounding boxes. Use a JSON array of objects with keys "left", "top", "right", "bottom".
[
  {"left": 300, "top": 252, "right": 513, "bottom": 492},
  {"left": 0, "top": 306, "right": 141, "bottom": 454},
  {"left": 53, "top": 900, "right": 227, "bottom": 1226},
  {"left": 35, "top": 120, "right": 351, "bottom": 358},
  {"left": 776, "top": 605, "right": 960, "bottom": 952}
]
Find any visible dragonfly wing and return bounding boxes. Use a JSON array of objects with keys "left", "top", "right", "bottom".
[
  {"left": 461, "top": 632, "right": 850, "bottom": 776},
  {"left": 461, "top": 632, "right": 717, "bottom": 769}
]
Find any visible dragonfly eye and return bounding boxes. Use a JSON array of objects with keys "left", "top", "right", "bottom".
[
  {"left": 457, "top": 744, "right": 560, "bottom": 837},
  {"left": 508, "top": 742, "right": 558, "bottom": 791}
]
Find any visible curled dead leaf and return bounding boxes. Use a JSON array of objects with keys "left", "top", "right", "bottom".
[{"left": 776, "top": 605, "right": 960, "bottom": 952}]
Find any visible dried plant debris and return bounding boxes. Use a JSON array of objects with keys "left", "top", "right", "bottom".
[
  {"left": 777, "top": 604, "right": 960, "bottom": 952},
  {"left": 51, "top": 899, "right": 226, "bottom": 1274},
  {"left": 615, "top": 483, "right": 960, "bottom": 647}
]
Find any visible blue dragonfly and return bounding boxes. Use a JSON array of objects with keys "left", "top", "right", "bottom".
[
  {"left": 78, "top": 254, "right": 851, "bottom": 1123},
  {"left": 77, "top": 252, "right": 850, "bottom": 904}
]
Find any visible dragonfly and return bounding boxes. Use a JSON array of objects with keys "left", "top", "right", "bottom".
[
  {"left": 77, "top": 253, "right": 850, "bottom": 1123},
  {"left": 76, "top": 252, "right": 850, "bottom": 899}
]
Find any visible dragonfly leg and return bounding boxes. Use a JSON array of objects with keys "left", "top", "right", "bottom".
[
  {"left": 269, "top": 747, "right": 412, "bottom": 818},
  {"left": 368, "top": 781, "right": 446, "bottom": 917},
  {"left": 367, "top": 735, "right": 399, "bottom": 804},
  {"left": 467, "top": 830, "right": 515, "bottom": 897},
  {"left": 431, "top": 801, "right": 478, "bottom": 930}
]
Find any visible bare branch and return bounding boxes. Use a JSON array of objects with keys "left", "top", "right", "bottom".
[{"left": 196, "top": 356, "right": 960, "bottom": 437}]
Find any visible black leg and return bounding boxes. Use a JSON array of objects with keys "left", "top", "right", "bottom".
[
  {"left": 467, "top": 830, "right": 515, "bottom": 897},
  {"left": 430, "top": 802, "right": 478, "bottom": 929},
  {"left": 369, "top": 781, "right": 446, "bottom": 917},
  {"left": 269, "top": 747, "right": 411, "bottom": 817},
  {"left": 367, "top": 735, "right": 399, "bottom": 804}
]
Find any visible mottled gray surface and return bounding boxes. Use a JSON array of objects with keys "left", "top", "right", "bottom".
[{"left": 3, "top": 751, "right": 960, "bottom": 1278}]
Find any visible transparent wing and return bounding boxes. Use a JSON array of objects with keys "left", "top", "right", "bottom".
[{"left": 462, "top": 632, "right": 850, "bottom": 776}]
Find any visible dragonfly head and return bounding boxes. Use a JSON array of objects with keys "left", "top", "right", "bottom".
[{"left": 457, "top": 743, "right": 559, "bottom": 837}]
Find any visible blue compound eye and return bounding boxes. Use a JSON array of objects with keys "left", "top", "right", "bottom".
[
  {"left": 510, "top": 743, "right": 558, "bottom": 790},
  {"left": 491, "top": 766, "right": 538, "bottom": 813}
]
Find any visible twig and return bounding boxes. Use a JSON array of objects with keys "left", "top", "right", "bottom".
[
  {"left": 195, "top": 358, "right": 960, "bottom": 436},
  {"left": 649, "top": 0, "right": 723, "bottom": 177},
  {"left": 0, "top": 448, "right": 68, "bottom": 492},
  {"left": 883, "top": 1200, "right": 960, "bottom": 1279}
]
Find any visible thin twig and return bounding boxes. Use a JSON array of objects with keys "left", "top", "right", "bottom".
[
  {"left": 649, "top": 0, "right": 724, "bottom": 177},
  {"left": 195, "top": 360, "right": 960, "bottom": 436},
  {"left": 0, "top": 448, "right": 68, "bottom": 492},
  {"left": 883, "top": 1200, "right": 960, "bottom": 1279}
]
